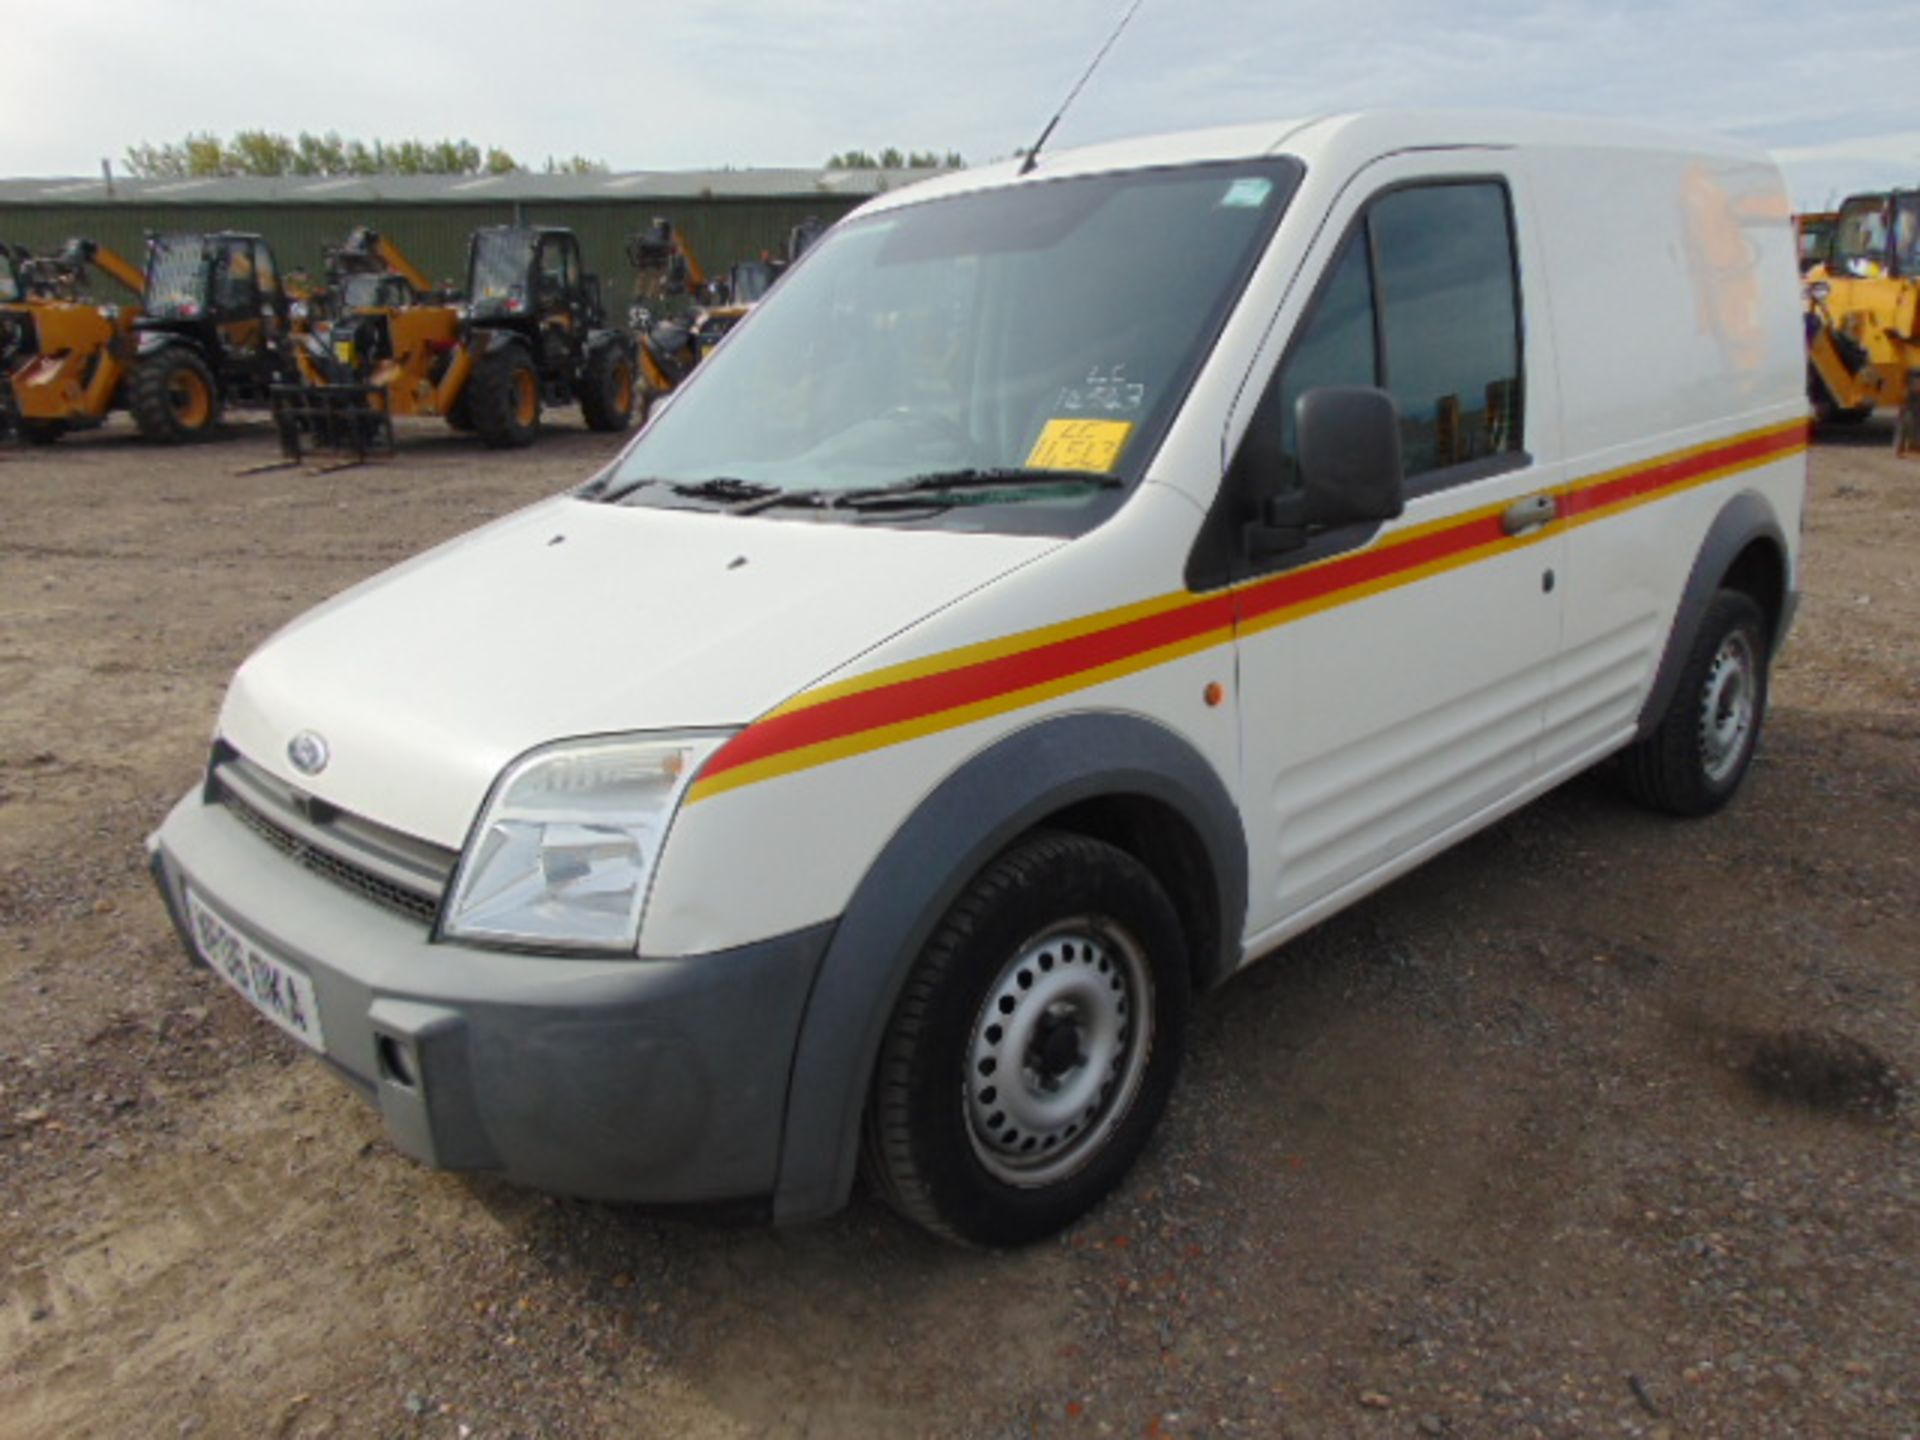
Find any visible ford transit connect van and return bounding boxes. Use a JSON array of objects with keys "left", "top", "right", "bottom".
[{"left": 149, "top": 112, "right": 1807, "bottom": 1246}]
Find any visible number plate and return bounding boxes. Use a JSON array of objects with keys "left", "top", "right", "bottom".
[{"left": 185, "top": 889, "right": 326, "bottom": 1052}]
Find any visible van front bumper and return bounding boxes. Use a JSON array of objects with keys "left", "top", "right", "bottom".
[{"left": 146, "top": 791, "right": 831, "bottom": 1205}]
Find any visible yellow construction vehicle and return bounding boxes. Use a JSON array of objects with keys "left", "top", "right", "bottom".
[
  {"left": 1, "top": 238, "right": 147, "bottom": 444},
  {"left": 626, "top": 218, "right": 714, "bottom": 403},
  {"left": 624, "top": 215, "right": 825, "bottom": 409},
  {"left": 276, "top": 224, "right": 636, "bottom": 451},
  {"left": 1794, "top": 210, "right": 1837, "bottom": 273},
  {"left": 4, "top": 231, "right": 299, "bottom": 444},
  {"left": 0, "top": 242, "right": 26, "bottom": 437},
  {"left": 1803, "top": 188, "right": 1920, "bottom": 447}
]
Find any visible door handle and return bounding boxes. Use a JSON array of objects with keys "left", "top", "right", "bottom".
[{"left": 1501, "top": 493, "right": 1558, "bottom": 536}]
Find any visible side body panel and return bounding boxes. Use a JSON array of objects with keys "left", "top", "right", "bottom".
[{"left": 1525, "top": 146, "right": 1806, "bottom": 775}]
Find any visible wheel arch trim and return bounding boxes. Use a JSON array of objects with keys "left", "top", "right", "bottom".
[
  {"left": 1635, "top": 488, "right": 1792, "bottom": 740},
  {"left": 769, "top": 711, "right": 1247, "bottom": 1223}
]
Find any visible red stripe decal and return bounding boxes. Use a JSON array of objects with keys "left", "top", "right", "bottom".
[
  {"left": 1561, "top": 423, "right": 1806, "bottom": 521},
  {"left": 1235, "top": 508, "right": 1507, "bottom": 627},
  {"left": 700, "top": 590, "right": 1239, "bottom": 781},
  {"left": 699, "top": 423, "right": 1804, "bottom": 789}
]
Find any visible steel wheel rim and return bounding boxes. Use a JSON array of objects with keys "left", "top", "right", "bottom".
[
  {"left": 169, "top": 371, "right": 210, "bottom": 427},
  {"left": 614, "top": 361, "right": 633, "bottom": 413},
  {"left": 1699, "top": 628, "right": 1757, "bottom": 785},
  {"left": 512, "top": 369, "right": 537, "bottom": 426},
  {"left": 964, "top": 917, "right": 1153, "bottom": 1188}
]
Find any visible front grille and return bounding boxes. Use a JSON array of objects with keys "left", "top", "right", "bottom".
[{"left": 211, "top": 749, "right": 456, "bottom": 928}]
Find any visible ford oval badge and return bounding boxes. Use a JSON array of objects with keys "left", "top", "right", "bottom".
[{"left": 288, "top": 731, "right": 330, "bottom": 777}]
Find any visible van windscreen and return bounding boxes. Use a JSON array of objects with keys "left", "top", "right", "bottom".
[{"left": 598, "top": 159, "right": 1301, "bottom": 535}]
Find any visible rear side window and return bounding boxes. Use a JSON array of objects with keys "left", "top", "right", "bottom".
[{"left": 1240, "top": 179, "right": 1524, "bottom": 495}]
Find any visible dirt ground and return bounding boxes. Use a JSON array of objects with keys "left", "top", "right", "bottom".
[{"left": 0, "top": 414, "right": 1914, "bottom": 1440}]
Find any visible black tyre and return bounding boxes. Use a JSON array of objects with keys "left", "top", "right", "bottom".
[
  {"left": 1618, "top": 589, "right": 1770, "bottom": 816},
  {"left": 445, "top": 389, "right": 476, "bottom": 434},
  {"left": 467, "top": 348, "right": 539, "bottom": 449},
  {"left": 578, "top": 345, "right": 636, "bottom": 433},
  {"left": 129, "top": 347, "right": 220, "bottom": 443},
  {"left": 863, "top": 831, "right": 1190, "bottom": 1247},
  {"left": 20, "top": 419, "right": 68, "bottom": 445}
]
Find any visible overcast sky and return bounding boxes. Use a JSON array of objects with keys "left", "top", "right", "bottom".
[{"left": 5, "top": 0, "right": 1919, "bottom": 210}]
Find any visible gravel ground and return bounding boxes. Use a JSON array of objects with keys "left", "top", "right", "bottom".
[{"left": 0, "top": 414, "right": 1915, "bottom": 1439}]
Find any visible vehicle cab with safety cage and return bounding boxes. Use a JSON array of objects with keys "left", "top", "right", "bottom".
[{"left": 149, "top": 112, "right": 1807, "bottom": 1246}]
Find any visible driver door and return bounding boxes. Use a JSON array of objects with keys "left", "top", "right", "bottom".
[
  {"left": 211, "top": 240, "right": 262, "bottom": 361},
  {"left": 1225, "top": 161, "right": 1569, "bottom": 946},
  {"left": 536, "top": 234, "right": 579, "bottom": 375}
]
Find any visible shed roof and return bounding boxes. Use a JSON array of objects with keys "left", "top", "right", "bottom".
[{"left": 0, "top": 166, "right": 944, "bottom": 206}]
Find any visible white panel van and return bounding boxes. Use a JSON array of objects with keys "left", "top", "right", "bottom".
[{"left": 149, "top": 113, "right": 1807, "bottom": 1245}]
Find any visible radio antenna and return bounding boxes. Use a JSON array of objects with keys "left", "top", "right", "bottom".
[{"left": 1018, "top": 0, "right": 1148, "bottom": 177}]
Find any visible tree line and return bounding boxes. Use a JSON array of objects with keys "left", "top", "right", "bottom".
[
  {"left": 826, "top": 148, "right": 965, "bottom": 170},
  {"left": 121, "top": 131, "right": 604, "bottom": 179},
  {"left": 119, "top": 131, "right": 963, "bottom": 179}
]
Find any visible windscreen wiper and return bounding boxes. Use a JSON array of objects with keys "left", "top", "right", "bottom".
[
  {"left": 583, "top": 472, "right": 660, "bottom": 503},
  {"left": 669, "top": 476, "right": 780, "bottom": 504},
  {"left": 832, "top": 467, "right": 1122, "bottom": 510},
  {"left": 590, "top": 474, "right": 780, "bottom": 506},
  {"left": 724, "top": 468, "right": 1123, "bottom": 517}
]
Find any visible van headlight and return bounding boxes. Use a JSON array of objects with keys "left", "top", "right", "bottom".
[{"left": 440, "top": 734, "right": 727, "bottom": 952}]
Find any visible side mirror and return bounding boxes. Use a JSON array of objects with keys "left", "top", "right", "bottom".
[{"left": 1249, "top": 386, "right": 1405, "bottom": 556}]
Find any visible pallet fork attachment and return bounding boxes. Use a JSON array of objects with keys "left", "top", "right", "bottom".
[{"left": 249, "top": 383, "right": 395, "bottom": 473}]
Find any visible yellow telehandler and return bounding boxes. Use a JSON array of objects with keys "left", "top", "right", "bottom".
[
  {"left": 4, "top": 231, "right": 300, "bottom": 444},
  {"left": 276, "top": 224, "right": 636, "bottom": 452},
  {"left": 1, "top": 238, "right": 147, "bottom": 444},
  {"left": 1803, "top": 188, "right": 1920, "bottom": 451},
  {"left": 624, "top": 215, "right": 825, "bottom": 409}
]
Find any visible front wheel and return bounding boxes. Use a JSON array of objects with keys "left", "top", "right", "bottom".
[
  {"left": 467, "top": 348, "right": 539, "bottom": 449},
  {"left": 578, "top": 346, "right": 636, "bottom": 432},
  {"left": 1617, "top": 589, "right": 1770, "bottom": 816},
  {"left": 129, "top": 347, "right": 220, "bottom": 443},
  {"left": 863, "top": 831, "right": 1189, "bottom": 1247}
]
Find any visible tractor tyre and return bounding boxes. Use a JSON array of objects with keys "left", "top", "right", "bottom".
[
  {"left": 445, "top": 389, "right": 476, "bottom": 434},
  {"left": 578, "top": 346, "right": 637, "bottom": 433},
  {"left": 129, "top": 348, "right": 220, "bottom": 443},
  {"left": 469, "top": 348, "right": 539, "bottom": 449}
]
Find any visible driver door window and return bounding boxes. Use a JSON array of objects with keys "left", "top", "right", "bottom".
[
  {"left": 254, "top": 243, "right": 279, "bottom": 301},
  {"left": 213, "top": 243, "right": 256, "bottom": 314},
  {"left": 537, "top": 239, "right": 574, "bottom": 312},
  {"left": 1232, "top": 180, "right": 1524, "bottom": 509}
]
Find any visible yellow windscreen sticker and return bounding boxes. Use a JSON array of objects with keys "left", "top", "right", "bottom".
[{"left": 1025, "top": 418, "right": 1133, "bottom": 473}]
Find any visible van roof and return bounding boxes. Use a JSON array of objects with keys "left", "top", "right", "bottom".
[{"left": 858, "top": 110, "right": 1775, "bottom": 214}]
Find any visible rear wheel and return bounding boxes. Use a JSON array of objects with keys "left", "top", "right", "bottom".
[
  {"left": 468, "top": 348, "right": 539, "bottom": 448},
  {"left": 863, "top": 831, "right": 1189, "bottom": 1247},
  {"left": 129, "top": 348, "right": 220, "bottom": 443},
  {"left": 1618, "top": 589, "right": 1770, "bottom": 816},
  {"left": 579, "top": 346, "right": 636, "bottom": 432}
]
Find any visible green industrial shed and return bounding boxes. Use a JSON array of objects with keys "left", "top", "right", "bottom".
[{"left": 0, "top": 167, "right": 934, "bottom": 305}]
